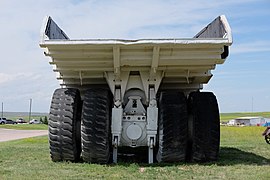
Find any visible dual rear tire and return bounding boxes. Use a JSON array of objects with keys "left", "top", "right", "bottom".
[
  {"left": 156, "top": 91, "right": 220, "bottom": 163},
  {"left": 48, "top": 88, "right": 220, "bottom": 163},
  {"left": 49, "top": 88, "right": 111, "bottom": 164}
]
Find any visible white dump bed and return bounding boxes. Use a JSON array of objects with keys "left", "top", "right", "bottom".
[{"left": 40, "top": 15, "right": 232, "bottom": 91}]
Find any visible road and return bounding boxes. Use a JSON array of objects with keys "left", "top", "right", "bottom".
[{"left": 0, "top": 128, "right": 48, "bottom": 142}]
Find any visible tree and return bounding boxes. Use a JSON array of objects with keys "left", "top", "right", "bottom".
[
  {"left": 40, "top": 117, "right": 43, "bottom": 123},
  {"left": 44, "top": 116, "right": 48, "bottom": 125}
]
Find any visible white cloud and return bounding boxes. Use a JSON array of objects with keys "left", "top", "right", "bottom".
[
  {"left": 231, "top": 41, "right": 270, "bottom": 54},
  {"left": 0, "top": 73, "right": 15, "bottom": 84},
  {"left": 0, "top": 73, "right": 36, "bottom": 84}
]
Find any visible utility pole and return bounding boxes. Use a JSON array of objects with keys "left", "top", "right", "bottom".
[
  {"left": 252, "top": 97, "right": 254, "bottom": 112},
  {"left": 1, "top": 102, "right": 3, "bottom": 118},
  {"left": 29, "top": 99, "right": 32, "bottom": 122}
]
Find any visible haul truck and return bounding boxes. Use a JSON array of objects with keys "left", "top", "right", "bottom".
[{"left": 40, "top": 15, "right": 232, "bottom": 164}]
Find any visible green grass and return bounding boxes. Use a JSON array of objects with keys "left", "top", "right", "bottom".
[
  {"left": 0, "top": 126, "right": 269, "bottom": 179},
  {"left": 10, "top": 116, "right": 43, "bottom": 121},
  {"left": 0, "top": 124, "right": 48, "bottom": 130}
]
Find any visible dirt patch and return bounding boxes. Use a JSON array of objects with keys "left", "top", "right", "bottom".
[{"left": 0, "top": 128, "right": 48, "bottom": 142}]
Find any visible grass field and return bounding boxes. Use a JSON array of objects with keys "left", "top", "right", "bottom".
[
  {"left": 0, "top": 125, "right": 269, "bottom": 179},
  {"left": 0, "top": 124, "right": 48, "bottom": 130}
]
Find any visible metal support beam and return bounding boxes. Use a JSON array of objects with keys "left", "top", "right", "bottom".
[
  {"left": 111, "top": 88, "right": 123, "bottom": 163},
  {"left": 147, "top": 87, "right": 158, "bottom": 163},
  {"left": 113, "top": 46, "right": 121, "bottom": 80},
  {"left": 79, "top": 71, "right": 83, "bottom": 85},
  {"left": 148, "top": 137, "right": 154, "bottom": 163},
  {"left": 113, "top": 136, "right": 118, "bottom": 163},
  {"left": 150, "top": 46, "right": 160, "bottom": 79}
]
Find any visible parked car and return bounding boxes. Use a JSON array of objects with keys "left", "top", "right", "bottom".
[
  {"left": 0, "top": 117, "right": 7, "bottom": 124},
  {"left": 16, "top": 118, "right": 27, "bottom": 124},
  {"left": 5, "top": 119, "right": 17, "bottom": 124},
  {"left": 29, "top": 119, "right": 41, "bottom": 124}
]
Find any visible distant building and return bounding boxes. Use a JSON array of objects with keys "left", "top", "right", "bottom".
[{"left": 227, "top": 117, "right": 266, "bottom": 126}]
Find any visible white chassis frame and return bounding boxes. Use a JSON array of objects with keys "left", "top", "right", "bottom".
[{"left": 107, "top": 68, "right": 161, "bottom": 163}]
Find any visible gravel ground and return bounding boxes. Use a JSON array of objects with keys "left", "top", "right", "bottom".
[{"left": 0, "top": 128, "right": 48, "bottom": 142}]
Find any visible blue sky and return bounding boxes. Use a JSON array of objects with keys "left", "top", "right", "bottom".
[{"left": 0, "top": 0, "right": 269, "bottom": 113}]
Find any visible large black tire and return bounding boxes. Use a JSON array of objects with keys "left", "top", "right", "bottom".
[
  {"left": 49, "top": 88, "right": 82, "bottom": 162},
  {"left": 81, "top": 89, "right": 112, "bottom": 164},
  {"left": 156, "top": 91, "right": 188, "bottom": 163},
  {"left": 188, "top": 92, "right": 220, "bottom": 162}
]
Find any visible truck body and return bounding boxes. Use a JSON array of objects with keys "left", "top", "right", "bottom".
[{"left": 40, "top": 15, "right": 232, "bottom": 163}]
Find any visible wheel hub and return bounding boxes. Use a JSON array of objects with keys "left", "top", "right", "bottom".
[{"left": 126, "top": 123, "right": 142, "bottom": 140}]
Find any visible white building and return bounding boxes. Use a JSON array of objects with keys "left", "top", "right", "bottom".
[{"left": 227, "top": 117, "right": 266, "bottom": 126}]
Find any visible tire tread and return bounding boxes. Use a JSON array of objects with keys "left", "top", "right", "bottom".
[
  {"left": 49, "top": 88, "right": 81, "bottom": 162},
  {"left": 81, "top": 89, "right": 111, "bottom": 164},
  {"left": 156, "top": 91, "right": 188, "bottom": 163},
  {"left": 188, "top": 92, "right": 220, "bottom": 162}
]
